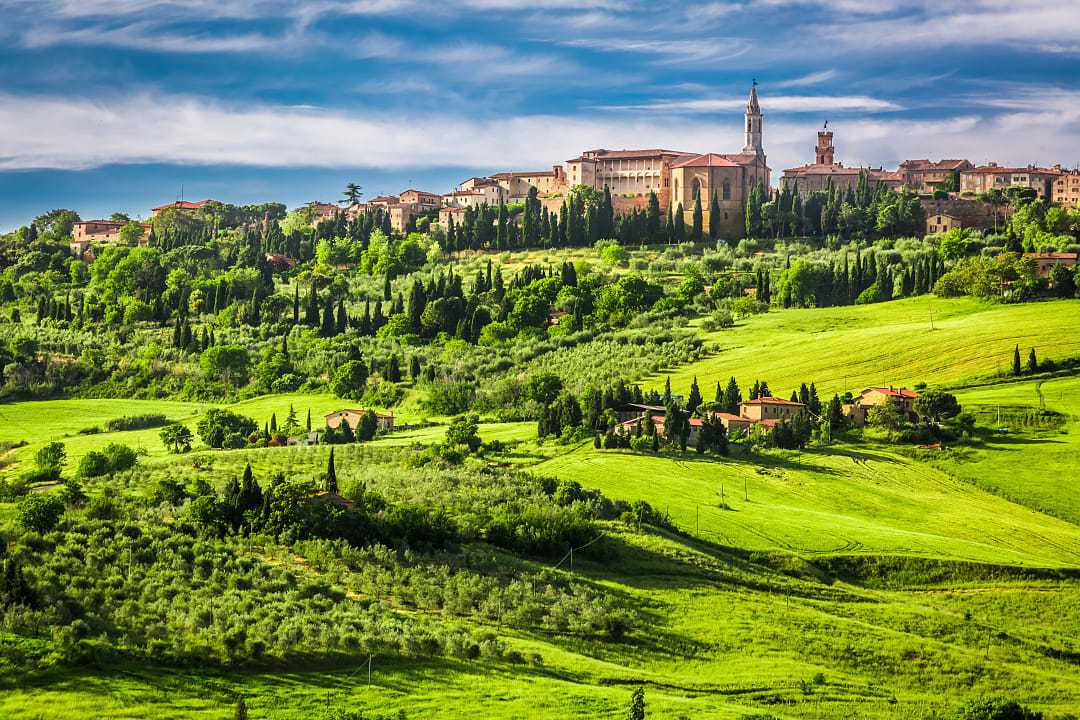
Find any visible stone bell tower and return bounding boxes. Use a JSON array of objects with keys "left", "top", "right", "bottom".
[
  {"left": 815, "top": 122, "right": 835, "bottom": 165},
  {"left": 742, "top": 81, "right": 764, "bottom": 157}
]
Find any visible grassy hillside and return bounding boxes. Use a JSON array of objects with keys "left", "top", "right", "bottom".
[
  {"left": 534, "top": 442, "right": 1080, "bottom": 568},
  {"left": 652, "top": 296, "right": 1080, "bottom": 398},
  {"left": 947, "top": 374, "right": 1080, "bottom": 524}
]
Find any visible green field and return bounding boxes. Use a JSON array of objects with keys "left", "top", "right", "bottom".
[
  {"left": 534, "top": 442, "right": 1080, "bottom": 567},
  {"left": 4, "top": 295, "right": 1080, "bottom": 719},
  {"left": 652, "top": 296, "right": 1080, "bottom": 398},
  {"left": 947, "top": 375, "right": 1080, "bottom": 524}
]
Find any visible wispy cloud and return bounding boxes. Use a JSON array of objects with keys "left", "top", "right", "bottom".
[
  {"left": 560, "top": 37, "right": 754, "bottom": 64},
  {"left": 774, "top": 70, "right": 837, "bottom": 88},
  {"left": 600, "top": 94, "right": 902, "bottom": 113},
  {"left": 3, "top": 90, "right": 1079, "bottom": 176}
]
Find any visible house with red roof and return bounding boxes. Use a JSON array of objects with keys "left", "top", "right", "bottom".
[
  {"left": 845, "top": 387, "right": 920, "bottom": 426},
  {"left": 151, "top": 199, "right": 213, "bottom": 216}
]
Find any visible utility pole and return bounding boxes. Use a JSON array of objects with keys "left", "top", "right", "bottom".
[{"left": 743, "top": 478, "right": 747, "bottom": 502}]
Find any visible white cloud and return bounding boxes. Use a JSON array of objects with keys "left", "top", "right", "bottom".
[
  {"left": 560, "top": 37, "right": 754, "bottom": 64},
  {"left": 774, "top": 70, "right": 837, "bottom": 88},
  {"left": 601, "top": 94, "right": 902, "bottom": 113},
  {"left": 3, "top": 90, "right": 1080, "bottom": 179}
]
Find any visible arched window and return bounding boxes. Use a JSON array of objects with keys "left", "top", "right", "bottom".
[
  {"left": 722, "top": 180, "right": 732, "bottom": 200},
  {"left": 691, "top": 178, "right": 702, "bottom": 201},
  {"left": 674, "top": 179, "right": 679, "bottom": 201}
]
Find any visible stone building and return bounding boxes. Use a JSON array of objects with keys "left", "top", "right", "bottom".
[
  {"left": 897, "top": 159, "right": 972, "bottom": 193},
  {"left": 780, "top": 126, "right": 897, "bottom": 197},
  {"left": 151, "top": 199, "right": 212, "bottom": 217},
  {"left": 490, "top": 166, "right": 567, "bottom": 199},
  {"left": 960, "top": 164, "right": 1062, "bottom": 199},
  {"left": 921, "top": 198, "right": 1003, "bottom": 235},
  {"left": 565, "top": 148, "right": 690, "bottom": 205},
  {"left": 399, "top": 190, "right": 441, "bottom": 210},
  {"left": 1052, "top": 170, "right": 1080, "bottom": 207}
]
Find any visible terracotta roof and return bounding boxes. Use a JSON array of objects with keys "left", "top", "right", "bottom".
[
  {"left": 400, "top": 189, "right": 439, "bottom": 196},
  {"left": 152, "top": 199, "right": 211, "bottom": 211},
  {"left": 963, "top": 165, "right": 1063, "bottom": 175},
  {"left": 1024, "top": 252, "right": 1078, "bottom": 260},
  {"left": 672, "top": 153, "right": 741, "bottom": 169},
  {"left": 783, "top": 163, "right": 864, "bottom": 176},
  {"left": 900, "top": 159, "right": 970, "bottom": 171},
  {"left": 568, "top": 148, "right": 695, "bottom": 162},
  {"left": 491, "top": 171, "right": 558, "bottom": 179},
  {"left": 713, "top": 412, "right": 751, "bottom": 422},
  {"left": 741, "top": 396, "right": 806, "bottom": 406},
  {"left": 863, "top": 387, "right": 919, "bottom": 399},
  {"left": 75, "top": 220, "right": 125, "bottom": 228}
]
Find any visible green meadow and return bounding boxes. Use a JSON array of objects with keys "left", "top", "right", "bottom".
[
  {"left": 3, "top": 297, "right": 1080, "bottom": 719},
  {"left": 651, "top": 296, "right": 1080, "bottom": 397}
]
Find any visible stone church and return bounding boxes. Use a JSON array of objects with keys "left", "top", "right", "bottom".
[{"left": 669, "top": 83, "right": 771, "bottom": 238}]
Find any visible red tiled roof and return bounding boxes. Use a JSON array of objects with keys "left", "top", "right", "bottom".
[
  {"left": 964, "top": 165, "right": 1063, "bottom": 175},
  {"left": 491, "top": 171, "right": 558, "bottom": 179},
  {"left": 865, "top": 387, "right": 919, "bottom": 399},
  {"left": 152, "top": 199, "right": 211, "bottom": 211},
  {"left": 741, "top": 396, "right": 806, "bottom": 406},
  {"left": 713, "top": 412, "right": 752, "bottom": 423},
  {"left": 672, "top": 153, "right": 741, "bottom": 169},
  {"left": 1025, "top": 252, "right": 1078, "bottom": 260},
  {"left": 783, "top": 163, "right": 864, "bottom": 176},
  {"left": 900, "top": 159, "right": 970, "bottom": 171},
  {"left": 568, "top": 148, "right": 695, "bottom": 162},
  {"left": 75, "top": 220, "right": 125, "bottom": 228}
]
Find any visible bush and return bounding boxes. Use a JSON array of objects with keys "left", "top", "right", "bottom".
[
  {"left": 17, "top": 493, "right": 65, "bottom": 533},
  {"left": 78, "top": 443, "right": 138, "bottom": 477},
  {"left": 953, "top": 698, "right": 1043, "bottom": 720},
  {"left": 104, "top": 414, "right": 168, "bottom": 432},
  {"left": 196, "top": 408, "right": 258, "bottom": 449}
]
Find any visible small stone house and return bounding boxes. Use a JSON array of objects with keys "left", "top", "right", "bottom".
[
  {"left": 845, "top": 387, "right": 919, "bottom": 426},
  {"left": 325, "top": 409, "right": 395, "bottom": 433}
]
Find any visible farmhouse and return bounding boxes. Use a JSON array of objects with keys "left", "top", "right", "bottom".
[
  {"left": 844, "top": 387, "right": 919, "bottom": 426},
  {"left": 1025, "top": 252, "right": 1079, "bottom": 279},
  {"left": 738, "top": 396, "right": 806, "bottom": 422},
  {"left": 325, "top": 409, "right": 395, "bottom": 433}
]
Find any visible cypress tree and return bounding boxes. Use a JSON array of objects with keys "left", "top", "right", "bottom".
[
  {"left": 687, "top": 376, "right": 702, "bottom": 414},
  {"left": 292, "top": 284, "right": 299, "bottom": 324},
  {"left": 709, "top": 191, "right": 721, "bottom": 240},
  {"left": 691, "top": 193, "right": 703, "bottom": 242},
  {"left": 326, "top": 448, "right": 337, "bottom": 494},
  {"left": 1027, "top": 347, "right": 1038, "bottom": 374},
  {"left": 1012, "top": 344, "right": 1022, "bottom": 376}
]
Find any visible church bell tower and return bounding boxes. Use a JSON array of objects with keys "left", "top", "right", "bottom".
[{"left": 742, "top": 81, "right": 764, "bottom": 157}]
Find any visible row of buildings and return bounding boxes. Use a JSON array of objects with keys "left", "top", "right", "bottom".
[
  {"left": 779, "top": 125, "right": 1080, "bottom": 206},
  {"left": 617, "top": 385, "right": 922, "bottom": 444},
  {"left": 69, "top": 83, "right": 1080, "bottom": 252}
]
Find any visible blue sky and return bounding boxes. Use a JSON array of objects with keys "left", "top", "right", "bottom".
[{"left": 1, "top": 0, "right": 1079, "bottom": 230}]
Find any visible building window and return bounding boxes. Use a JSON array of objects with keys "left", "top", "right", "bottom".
[
  {"left": 691, "top": 178, "right": 702, "bottom": 200},
  {"left": 722, "top": 181, "right": 732, "bottom": 200}
]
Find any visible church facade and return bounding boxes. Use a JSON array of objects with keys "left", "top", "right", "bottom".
[{"left": 668, "top": 84, "right": 771, "bottom": 238}]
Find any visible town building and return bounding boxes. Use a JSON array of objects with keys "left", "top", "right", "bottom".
[
  {"left": 399, "top": 190, "right": 442, "bottom": 210},
  {"left": 922, "top": 198, "right": 1003, "bottom": 235},
  {"left": 70, "top": 220, "right": 151, "bottom": 259},
  {"left": 490, "top": 166, "right": 567, "bottom": 199},
  {"left": 897, "top": 159, "right": 972, "bottom": 193},
  {"left": 307, "top": 202, "right": 344, "bottom": 223},
  {"left": 456, "top": 177, "right": 507, "bottom": 204},
  {"left": 959, "top": 165, "right": 1062, "bottom": 199},
  {"left": 325, "top": 409, "right": 395, "bottom": 433},
  {"left": 844, "top": 387, "right": 919, "bottom": 426},
  {"left": 738, "top": 396, "right": 806, "bottom": 422},
  {"left": 151, "top": 199, "right": 212, "bottom": 216},
  {"left": 780, "top": 126, "right": 898, "bottom": 196},
  {"left": 566, "top": 148, "right": 691, "bottom": 205},
  {"left": 1052, "top": 170, "right": 1080, "bottom": 207},
  {"left": 438, "top": 206, "right": 465, "bottom": 229},
  {"left": 1024, "top": 252, "right": 1079, "bottom": 280}
]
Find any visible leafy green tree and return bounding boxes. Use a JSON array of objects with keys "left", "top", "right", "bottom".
[
  {"left": 445, "top": 414, "right": 482, "bottom": 453},
  {"left": 525, "top": 373, "right": 563, "bottom": 406},
  {"left": 160, "top": 424, "right": 194, "bottom": 453},
  {"left": 1049, "top": 263, "right": 1076, "bottom": 297},
  {"left": 343, "top": 183, "right": 363, "bottom": 205},
  {"left": 200, "top": 345, "right": 250, "bottom": 387},
  {"left": 913, "top": 391, "right": 961, "bottom": 424},
  {"left": 330, "top": 360, "right": 369, "bottom": 400},
  {"left": 356, "top": 410, "right": 378, "bottom": 441},
  {"left": 197, "top": 409, "right": 258, "bottom": 449},
  {"left": 953, "top": 697, "right": 1042, "bottom": 720},
  {"left": 17, "top": 493, "right": 65, "bottom": 533},
  {"left": 35, "top": 442, "right": 66, "bottom": 476}
]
